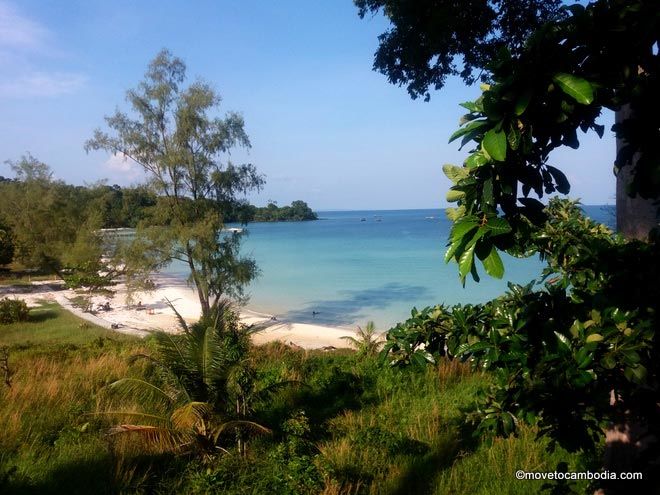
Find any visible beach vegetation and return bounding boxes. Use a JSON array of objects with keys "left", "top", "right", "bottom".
[
  {"left": 0, "top": 155, "right": 129, "bottom": 307},
  {"left": 340, "top": 321, "right": 382, "bottom": 357},
  {"left": 361, "top": 0, "right": 659, "bottom": 490},
  {"left": 0, "top": 222, "right": 14, "bottom": 267},
  {"left": 0, "top": 302, "right": 587, "bottom": 494},
  {"left": 0, "top": 299, "right": 29, "bottom": 325},
  {"left": 98, "top": 301, "right": 292, "bottom": 458},
  {"left": 85, "top": 50, "right": 264, "bottom": 317}
]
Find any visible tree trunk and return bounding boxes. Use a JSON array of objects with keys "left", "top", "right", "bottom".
[
  {"left": 615, "top": 106, "right": 658, "bottom": 240},
  {"left": 597, "top": 108, "right": 659, "bottom": 494}
]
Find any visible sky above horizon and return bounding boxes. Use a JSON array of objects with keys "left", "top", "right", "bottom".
[{"left": 0, "top": 0, "right": 616, "bottom": 210}]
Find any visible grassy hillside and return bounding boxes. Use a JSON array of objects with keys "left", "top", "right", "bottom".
[{"left": 0, "top": 303, "right": 584, "bottom": 494}]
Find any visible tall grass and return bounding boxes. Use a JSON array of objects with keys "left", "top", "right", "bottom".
[
  {"left": 0, "top": 302, "right": 148, "bottom": 493},
  {"left": 1, "top": 306, "right": 586, "bottom": 494}
]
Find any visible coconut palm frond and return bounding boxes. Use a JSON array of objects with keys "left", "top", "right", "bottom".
[
  {"left": 170, "top": 401, "right": 212, "bottom": 431},
  {"left": 211, "top": 420, "right": 271, "bottom": 444},
  {"left": 108, "top": 424, "right": 190, "bottom": 453},
  {"left": 342, "top": 321, "right": 384, "bottom": 355},
  {"left": 127, "top": 352, "right": 158, "bottom": 366},
  {"left": 88, "top": 410, "right": 170, "bottom": 424},
  {"left": 151, "top": 332, "right": 198, "bottom": 403},
  {"left": 164, "top": 296, "right": 190, "bottom": 334},
  {"left": 103, "top": 378, "right": 177, "bottom": 409}
]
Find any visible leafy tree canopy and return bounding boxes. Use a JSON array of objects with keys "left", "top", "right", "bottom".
[
  {"left": 249, "top": 200, "right": 318, "bottom": 222},
  {"left": 355, "top": 0, "right": 564, "bottom": 100},
  {"left": 86, "top": 50, "right": 264, "bottom": 317},
  {"left": 442, "top": 0, "right": 659, "bottom": 282}
]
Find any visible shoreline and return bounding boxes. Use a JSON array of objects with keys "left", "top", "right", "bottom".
[{"left": 2, "top": 274, "right": 359, "bottom": 349}]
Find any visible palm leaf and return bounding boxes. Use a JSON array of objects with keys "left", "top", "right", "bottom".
[
  {"left": 211, "top": 420, "right": 271, "bottom": 444},
  {"left": 103, "top": 378, "right": 176, "bottom": 409},
  {"left": 108, "top": 424, "right": 190, "bottom": 453},
  {"left": 88, "top": 410, "right": 170, "bottom": 424},
  {"left": 152, "top": 332, "right": 195, "bottom": 403},
  {"left": 171, "top": 401, "right": 212, "bottom": 431},
  {"left": 163, "top": 296, "right": 190, "bottom": 333}
]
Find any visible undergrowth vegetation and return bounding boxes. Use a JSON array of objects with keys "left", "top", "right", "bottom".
[{"left": 0, "top": 301, "right": 585, "bottom": 494}]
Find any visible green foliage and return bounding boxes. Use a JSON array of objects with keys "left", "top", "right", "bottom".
[
  {"left": 1, "top": 303, "right": 588, "bottom": 494},
  {"left": 0, "top": 155, "right": 131, "bottom": 304},
  {"left": 441, "top": 0, "right": 659, "bottom": 281},
  {"left": 100, "top": 302, "right": 270, "bottom": 457},
  {"left": 265, "top": 411, "right": 323, "bottom": 494},
  {"left": 247, "top": 200, "right": 318, "bottom": 222},
  {"left": 382, "top": 200, "right": 659, "bottom": 466},
  {"left": 340, "top": 321, "right": 383, "bottom": 357},
  {"left": 86, "top": 50, "right": 264, "bottom": 317},
  {"left": 0, "top": 223, "right": 13, "bottom": 266},
  {"left": 0, "top": 299, "right": 29, "bottom": 325},
  {"left": 355, "top": 0, "right": 565, "bottom": 100}
]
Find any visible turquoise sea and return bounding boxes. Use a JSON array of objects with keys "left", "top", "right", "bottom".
[{"left": 168, "top": 206, "right": 614, "bottom": 331}]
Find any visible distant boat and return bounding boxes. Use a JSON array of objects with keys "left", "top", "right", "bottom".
[
  {"left": 374, "top": 215, "right": 382, "bottom": 222},
  {"left": 425, "top": 216, "right": 435, "bottom": 219},
  {"left": 360, "top": 218, "right": 366, "bottom": 222},
  {"left": 224, "top": 227, "right": 244, "bottom": 233}
]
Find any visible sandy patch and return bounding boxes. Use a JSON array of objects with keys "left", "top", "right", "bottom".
[{"left": 2, "top": 275, "right": 359, "bottom": 349}]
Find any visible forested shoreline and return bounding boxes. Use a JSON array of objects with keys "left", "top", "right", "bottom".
[{"left": 0, "top": 173, "right": 316, "bottom": 232}]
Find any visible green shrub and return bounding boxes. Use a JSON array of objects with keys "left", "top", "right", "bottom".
[{"left": 0, "top": 299, "right": 29, "bottom": 325}]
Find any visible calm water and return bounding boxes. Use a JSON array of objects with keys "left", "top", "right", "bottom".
[{"left": 167, "top": 206, "right": 614, "bottom": 330}]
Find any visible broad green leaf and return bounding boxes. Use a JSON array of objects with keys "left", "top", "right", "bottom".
[
  {"left": 482, "top": 178, "right": 494, "bottom": 207},
  {"left": 507, "top": 128, "right": 521, "bottom": 151},
  {"left": 482, "top": 246, "right": 504, "bottom": 279},
  {"left": 461, "top": 341, "right": 492, "bottom": 356},
  {"left": 446, "top": 188, "right": 465, "bottom": 203},
  {"left": 626, "top": 364, "right": 647, "bottom": 383},
  {"left": 459, "top": 101, "right": 478, "bottom": 112},
  {"left": 546, "top": 165, "right": 570, "bottom": 194},
  {"left": 552, "top": 73, "right": 594, "bottom": 105},
  {"left": 465, "top": 151, "right": 489, "bottom": 169},
  {"left": 466, "top": 226, "right": 487, "bottom": 249},
  {"left": 458, "top": 241, "right": 477, "bottom": 279},
  {"left": 514, "top": 90, "right": 533, "bottom": 115},
  {"left": 485, "top": 217, "right": 511, "bottom": 236},
  {"left": 554, "top": 331, "right": 572, "bottom": 351},
  {"left": 482, "top": 128, "right": 507, "bottom": 162},
  {"left": 411, "top": 350, "right": 435, "bottom": 368},
  {"left": 450, "top": 216, "right": 479, "bottom": 243},
  {"left": 442, "top": 164, "right": 469, "bottom": 184},
  {"left": 586, "top": 333, "right": 603, "bottom": 343},
  {"left": 444, "top": 240, "right": 461, "bottom": 263},
  {"left": 448, "top": 119, "right": 488, "bottom": 143},
  {"left": 601, "top": 354, "right": 616, "bottom": 369},
  {"left": 502, "top": 413, "right": 515, "bottom": 435}
]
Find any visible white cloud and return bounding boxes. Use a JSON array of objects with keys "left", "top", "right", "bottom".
[
  {"left": 0, "top": 1, "right": 48, "bottom": 50},
  {"left": 103, "top": 153, "right": 144, "bottom": 183},
  {"left": 0, "top": 1, "right": 87, "bottom": 98},
  {"left": 0, "top": 71, "right": 87, "bottom": 97}
]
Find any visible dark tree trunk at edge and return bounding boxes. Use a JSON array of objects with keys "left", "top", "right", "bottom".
[{"left": 615, "top": 106, "right": 658, "bottom": 240}]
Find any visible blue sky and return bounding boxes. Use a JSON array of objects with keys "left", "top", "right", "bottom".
[{"left": 0, "top": 0, "right": 615, "bottom": 209}]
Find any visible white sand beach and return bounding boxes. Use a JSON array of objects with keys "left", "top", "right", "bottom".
[{"left": 2, "top": 274, "right": 358, "bottom": 349}]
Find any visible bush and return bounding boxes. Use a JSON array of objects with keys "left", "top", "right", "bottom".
[{"left": 0, "top": 298, "right": 29, "bottom": 324}]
